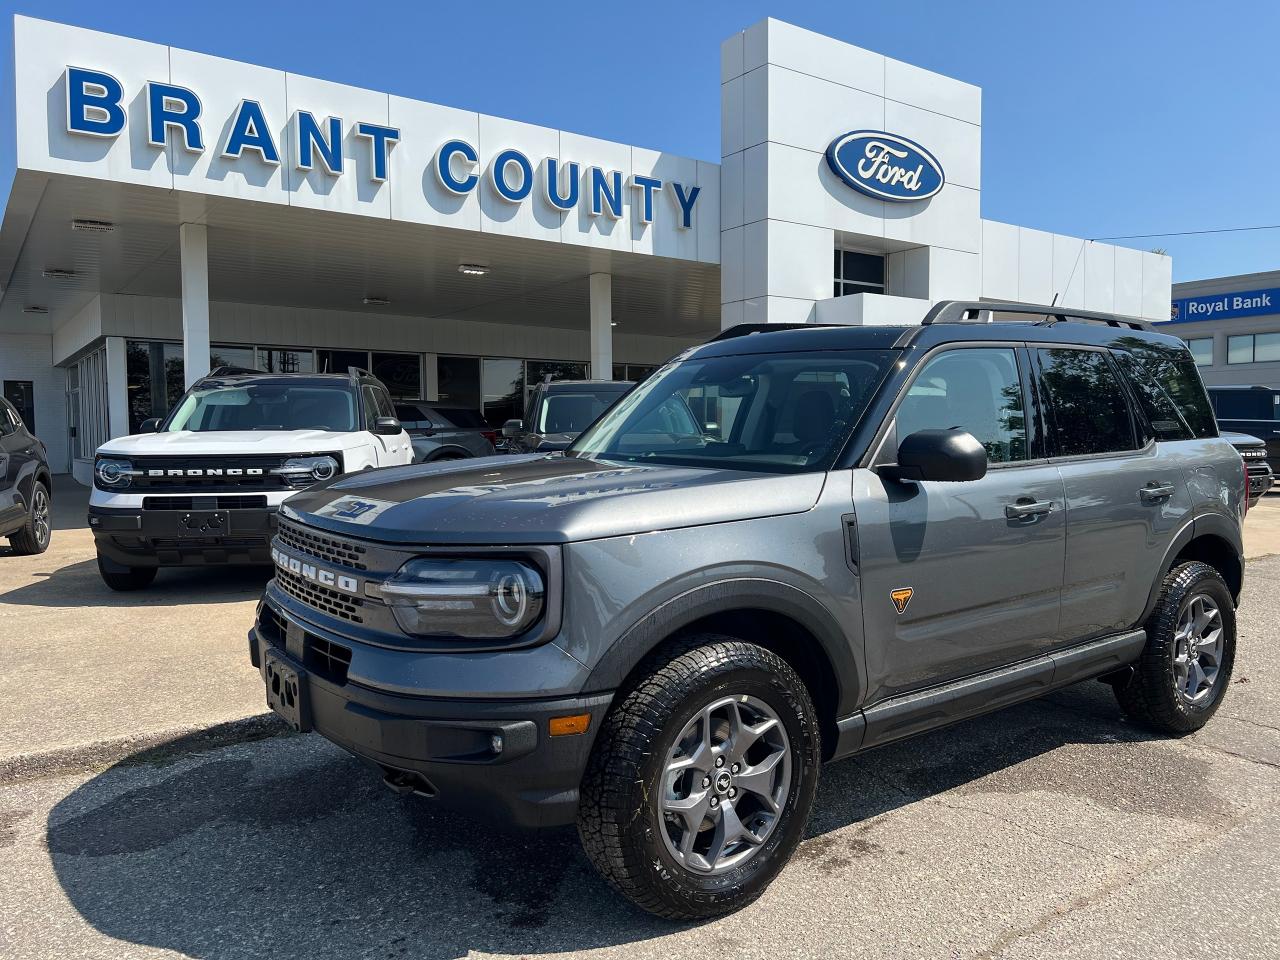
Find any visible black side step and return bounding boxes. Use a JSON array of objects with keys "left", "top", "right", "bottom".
[{"left": 832, "top": 629, "right": 1146, "bottom": 759}]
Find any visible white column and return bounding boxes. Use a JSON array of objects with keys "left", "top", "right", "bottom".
[
  {"left": 103, "top": 336, "right": 130, "bottom": 438},
  {"left": 589, "top": 272, "right": 613, "bottom": 379},
  {"left": 180, "top": 222, "right": 211, "bottom": 387},
  {"left": 423, "top": 353, "right": 439, "bottom": 402}
]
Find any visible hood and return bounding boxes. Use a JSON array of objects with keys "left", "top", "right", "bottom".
[
  {"left": 97, "top": 430, "right": 365, "bottom": 456},
  {"left": 1220, "top": 431, "right": 1264, "bottom": 448},
  {"left": 282, "top": 453, "right": 827, "bottom": 545}
]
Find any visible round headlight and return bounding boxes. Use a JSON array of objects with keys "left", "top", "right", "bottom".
[
  {"left": 94, "top": 458, "right": 134, "bottom": 488},
  {"left": 277, "top": 455, "right": 340, "bottom": 485},
  {"left": 381, "top": 558, "right": 545, "bottom": 640}
]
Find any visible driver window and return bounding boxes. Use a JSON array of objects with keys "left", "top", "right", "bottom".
[{"left": 896, "top": 348, "right": 1028, "bottom": 464}]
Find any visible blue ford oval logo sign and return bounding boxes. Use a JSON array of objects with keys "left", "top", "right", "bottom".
[{"left": 825, "top": 131, "right": 945, "bottom": 203}]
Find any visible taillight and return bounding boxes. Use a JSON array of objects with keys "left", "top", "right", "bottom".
[{"left": 481, "top": 430, "right": 499, "bottom": 446}]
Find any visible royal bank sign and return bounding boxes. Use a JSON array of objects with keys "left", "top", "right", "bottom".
[
  {"left": 825, "top": 130, "right": 945, "bottom": 203},
  {"left": 62, "top": 66, "right": 702, "bottom": 228}
]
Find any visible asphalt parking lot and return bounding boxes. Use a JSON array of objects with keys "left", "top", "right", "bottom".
[{"left": 2, "top": 479, "right": 1280, "bottom": 959}]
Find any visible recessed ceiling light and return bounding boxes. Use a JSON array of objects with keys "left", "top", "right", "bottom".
[
  {"left": 362, "top": 296, "right": 390, "bottom": 306},
  {"left": 42, "top": 268, "right": 77, "bottom": 280},
  {"left": 610, "top": 321, "right": 618, "bottom": 327},
  {"left": 23, "top": 305, "right": 48, "bottom": 314},
  {"left": 71, "top": 219, "right": 115, "bottom": 233},
  {"left": 457, "top": 263, "right": 490, "bottom": 276}
]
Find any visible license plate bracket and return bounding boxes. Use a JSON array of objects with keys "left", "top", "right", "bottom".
[
  {"left": 264, "top": 650, "right": 311, "bottom": 732},
  {"left": 176, "top": 510, "right": 229, "bottom": 538}
]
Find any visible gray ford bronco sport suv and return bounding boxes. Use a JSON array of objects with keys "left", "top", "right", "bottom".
[{"left": 250, "top": 301, "right": 1245, "bottom": 919}]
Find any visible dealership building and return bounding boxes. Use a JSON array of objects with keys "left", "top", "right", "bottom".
[
  {"left": 1158, "top": 270, "right": 1280, "bottom": 390},
  {"left": 0, "top": 15, "right": 1173, "bottom": 481}
]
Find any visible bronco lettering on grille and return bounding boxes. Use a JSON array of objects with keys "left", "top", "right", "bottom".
[{"left": 271, "top": 545, "right": 360, "bottom": 595}]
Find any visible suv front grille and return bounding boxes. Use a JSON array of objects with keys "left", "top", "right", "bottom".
[
  {"left": 277, "top": 519, "right": 369, "bottom": 571},
  {"left": 143, "top": 495, "right": 269, "bottom": 510},
  {"left": 276, "top": 567, "right": 365, "bottom": 623}
]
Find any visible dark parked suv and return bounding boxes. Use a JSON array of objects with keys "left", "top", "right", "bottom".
[
  {"left": 0, "top": 395, "right": 52, "bottom": 554},
  {"left": 500, "top": 379, "right": 631, "bottom": 453},
  {"left": 393, "top": 402, "right": 497, "bottom": 462},
  {"left": 250, "top": 302, "right": 1244, "bottom": 919}
]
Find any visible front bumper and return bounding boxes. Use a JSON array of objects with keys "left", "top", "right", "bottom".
[
  {"left": 1246, "top": 464, "right": 1274, "bottom": 506},
  {"left": 248, "top": 600, "right": 612, "bottom": 828},
  {"left": 89, "top": 503, "right": 279, "bottom": 567}
]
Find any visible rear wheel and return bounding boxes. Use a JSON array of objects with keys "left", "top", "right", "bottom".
[
  {"left": 97, "top": 554, "right": 158, "bottom": 591},
  {"left": 1115, "top": 561, "right": 1235, "bottom": 734},
  {"left": 577, "top": 636, "right": 820, "bottom": 919},
  {"left": 9, "top": 480, "right": 51, "bottom": 555}
]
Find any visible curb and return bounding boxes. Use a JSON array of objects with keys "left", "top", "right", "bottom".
[{"left": 0, "top": 713, "right": 291, "bottom": 786}]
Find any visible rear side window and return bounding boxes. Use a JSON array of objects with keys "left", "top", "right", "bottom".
[
  {"left": 1035, "top": 348, "right": 1137, "bottom": 457},
  {"left": 1114, "top": 352, "right": 1217, "bottom": 440}
]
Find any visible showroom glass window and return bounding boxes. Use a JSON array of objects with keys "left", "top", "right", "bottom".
[
  {"left": 482, "top": 358, "right": 524, "bottom": 428},
  {"left": 126, "top": 341, "right": 185, "bottom": 433},
  {"left": 371, "top": 353, "right": 422, "bottom": 398},
  {"left": 1184, "top": 338, "right": 1213, "bottom": 367},
  {"left": 258, "top": 348, "right": 315, "bottom": 374},
  {"left": 1036, "top": 348, "right": 1137, "bottom": 456},
  {"left": 1227, "top": 333, "right": 1280, "bottom": 364},
  {"left": 833, "top": 249, "right": 885, "bottom": 298}
]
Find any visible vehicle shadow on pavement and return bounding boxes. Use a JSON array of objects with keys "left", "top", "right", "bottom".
[
  {"left": 0, "top": 558, "right": 271, "bottom": 608},
  {"left": 43, "top": 683, "right": 1183, "bottom": 959}
]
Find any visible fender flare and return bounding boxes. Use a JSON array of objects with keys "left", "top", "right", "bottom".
[
  {"left": 583, "top": 577, "right": 862, "bottom": 716},
  {"left": 423, "top": 445, "right": 473, "bottom": 462},
  {"left": 1139, "top": 511, "right": 1244, "bottom": 622}
]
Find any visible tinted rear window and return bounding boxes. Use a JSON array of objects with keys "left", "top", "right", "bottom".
[
  {"left": 1115, "top": 352, "right": 1217, "bottom": 440},
  {"left": 1036, "top": 348, "right": 1137, "bottom": 457}
]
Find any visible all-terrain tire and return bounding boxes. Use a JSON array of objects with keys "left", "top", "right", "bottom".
[
  {"left": 1114, "top": 561, "right": 1235, "bottom": 735},
  {"left": 8, "top": 480, "right": 51, "bottom": 555},
  {"left": 577, "top": 635, "right": 821, "bottom": 920},
  {"left": 97, "top": 555, "right": 158, "bottom": 591}
]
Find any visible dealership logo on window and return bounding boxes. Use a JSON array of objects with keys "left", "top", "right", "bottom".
[{"left": 825, "top": 131, "right": 944, "bottom": 203}]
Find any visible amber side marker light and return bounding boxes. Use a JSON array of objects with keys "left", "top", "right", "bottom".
[{"left": 549, "top": 713, "right": 591, "bottom": 737}]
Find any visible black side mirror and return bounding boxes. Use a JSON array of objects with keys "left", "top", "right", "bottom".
[
  {"left": 373, "top": 416, "right": 402, "bottom": 436},
  {"left": 501, "top": 418, "right": 523, "bottom": 439},
  {"left": 882, "top": 428, "right": 987, "bottom": 483},
  {"left": 139, "top": 418, "right": 162, "bottom": 433}
]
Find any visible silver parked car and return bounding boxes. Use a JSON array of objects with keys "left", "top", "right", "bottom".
[
  {"left": 252, "top": 301, "right": 1245, "bottom": 920},
  {"left": 393, "top": 402, "right": 497, "bottom": 462}
]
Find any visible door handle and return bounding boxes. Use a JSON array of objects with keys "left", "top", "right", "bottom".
[
  {"left": 1005, "top": 500, "right": 1054, "bottom": 518},
  {"left": 1140, "top": 483, "right": 1176, "bottom": 503}
]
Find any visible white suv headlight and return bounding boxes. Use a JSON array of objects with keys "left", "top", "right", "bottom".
[
  {"left": 94, "top": 457, "right": 137, "bottom": 489},
  {"left": 273, "top": 455, "right": 340, "bottom": 486},
  {"left": 380, "top": 558, "right": 545, "bottom": 640}
]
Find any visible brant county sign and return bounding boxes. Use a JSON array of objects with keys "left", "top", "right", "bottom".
[{"left": 825, "top": 131, "right": 945, "bottom": 203}]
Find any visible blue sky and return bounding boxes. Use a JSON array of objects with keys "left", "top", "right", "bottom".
[{"left": 2, "top": 0, "right": 1277, "bottom": 283}]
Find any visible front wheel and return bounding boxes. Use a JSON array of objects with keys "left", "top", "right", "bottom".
[
  {"left": 97, "top": 555, "right": 158, "bottom": 591},
  {"left": 577, "top": 636, "right": 821, "bottom": 920},
  {"left": 8, "top": 480, "right": 51, "bottom": 555},
  {"left": 1115, "top": 561, "right": 1235, "bottom": 734}
]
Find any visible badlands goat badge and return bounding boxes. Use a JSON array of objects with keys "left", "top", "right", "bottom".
[{"left": 890, "top": 587, "right": 914, "bottom": 615}]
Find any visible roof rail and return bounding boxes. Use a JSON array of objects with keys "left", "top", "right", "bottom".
[
  {"left": 346, "top": 366, "right": 373, "bottom": 382},
  {"left": 921, "top": 300, "right": 1152, "bottom": 332},
  {"left": 711, "top": 322, "right": 838, "bottom": 342},
  {"left": 204, "top": 365, "right": 261, "bottom": 378}
]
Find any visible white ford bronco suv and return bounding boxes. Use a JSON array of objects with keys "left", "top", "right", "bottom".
[{"left": 89, "top": 366, "right": 412, "bottom": 590}]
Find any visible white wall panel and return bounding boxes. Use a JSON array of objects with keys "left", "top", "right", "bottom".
[
  {"left": 760, "top": 19, "right": 884, "bottom": 96},
  {"left": 388, "top": 97, "right": 481, "bottom": 230},
  {"left": 980, "top": 220, "right": 1019, "bottom": 301},
  {"left": 884, "top": 99, "right": 980, "bottom": 190},
  {"left": 1083, "top": 242, "right": 1115, "bottom": 313},
  {"left": 1113, "top": 246, "right": 1144, "bottom": 318},
  {"left": 632, "top": 148, "right": 699, "bottom": 260},
  {"left": 720, "top": 226, "right": 745, "bottom": 304},
  {"left": 720, "top": 150, "right": 744, "bottom": 230},
  {"left": 721, "top": 75, "right": 745, "bottom": 157},
  {"left": 0, "top": 332, "right": 68, "bottom": 471},
  {"left": 284, "top": 74, "right": 391, "bottom": 218},
  {"left": 15, "top": 16, "right": 172, "bottom": 189},
  {"left": 721, "top": 32, "right": 745, "bottom": 83},
  {"left": 767, "top": 143, "right": 885, "bottom": 238},
  {"left": 476, "top": 115, "right": 562, "bottom": 242},
  {"left": 695, "top": 160, "right": 721, "bottom": 265},
  {"left": 560, "top": 132, "right": 631, "bottom": 252},
  {"left": 882, "top": 183, "right": 980, "bottom": 253},
  {"left": 168, "top": 48, "right": 287, "bottom": 203},
  {"left": 928, "top": 248, "right": 979, "bottom": 300},
  {"left": 884, "top": 57, "right": 981, "bottom": 125},
  {"left": 764, "top": 66, "right": 884, "bottom": 155},
  {"left": 742, "top": 221, "right": 769, "bottom": 301},
  {"left": 1141, "top": 252, "right": 1173, "bottom": 321},
  {"left": 1017, "top": 228, "right": 1054, "bottom": 305},
  {"left": 766, "top": 220, "right": 833, "bottom": 300},
  {"left": 1051, "top": 234, "right": 1087, "bottom": 308},
  {"left": 742, "top": 144, "right": 769, "bottom": 226}
]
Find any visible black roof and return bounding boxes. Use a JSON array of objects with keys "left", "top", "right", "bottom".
[
  {"left": 692, "top": 300, "right": 1189, "bottom": 360},
  {"left": 195, "top": 365, "right": 379, "bottom": 389}
]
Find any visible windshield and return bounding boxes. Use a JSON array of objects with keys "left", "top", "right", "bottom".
[
  {"left": 536, "top": 387, "right": 628, "bottom": 434},
  {"left": 165, "top": 383, "right": 359, "bottom": 432},
  {"left": 568, "top": 349, "right": 896, "bottom": 472}
]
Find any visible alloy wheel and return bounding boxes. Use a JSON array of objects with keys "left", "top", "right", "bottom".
[
  {"left": 32, "top": 487, "right": 50, "bottom": 547},
  {"left": 659, "top": 694, "right": 791, "bottom": 875},
  {"left": 1173, "top": 594, "right": 1223, "bottom": 704}
]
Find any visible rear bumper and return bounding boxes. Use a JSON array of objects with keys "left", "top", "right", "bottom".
[
  {"left": 1247, "top": 463, "right": 1274, "bottom": 506},
  {"left": 248, "top": 601, "right": 611, "bottom": 828},
  {"left": 90, "top": 504, "right": 278, "bottom": 567}
]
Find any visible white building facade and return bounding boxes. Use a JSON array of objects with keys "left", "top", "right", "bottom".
[{"left": 0, "top": 16, "right": 1172, "bottom": 480}]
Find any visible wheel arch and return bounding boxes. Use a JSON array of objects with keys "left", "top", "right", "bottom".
[
  {"left": 1142, "top": 513, "right": 1244, "bottom": 621},
  {"left": 584, "top": 579, "right": 860, "bottom": 760},
  {"left": 423, "top": 445, "right": 473, "bottom": 462}
]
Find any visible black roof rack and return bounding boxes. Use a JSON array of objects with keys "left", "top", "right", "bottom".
[
  {"left": 921, "top": 300, "right": 1152, "bottom": 332},
  {"left": 711, "top": 322, "right": 838, "bottom": 342},
  {"left": 203, "top": 365, "right": 261, "bottom": 378}
]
